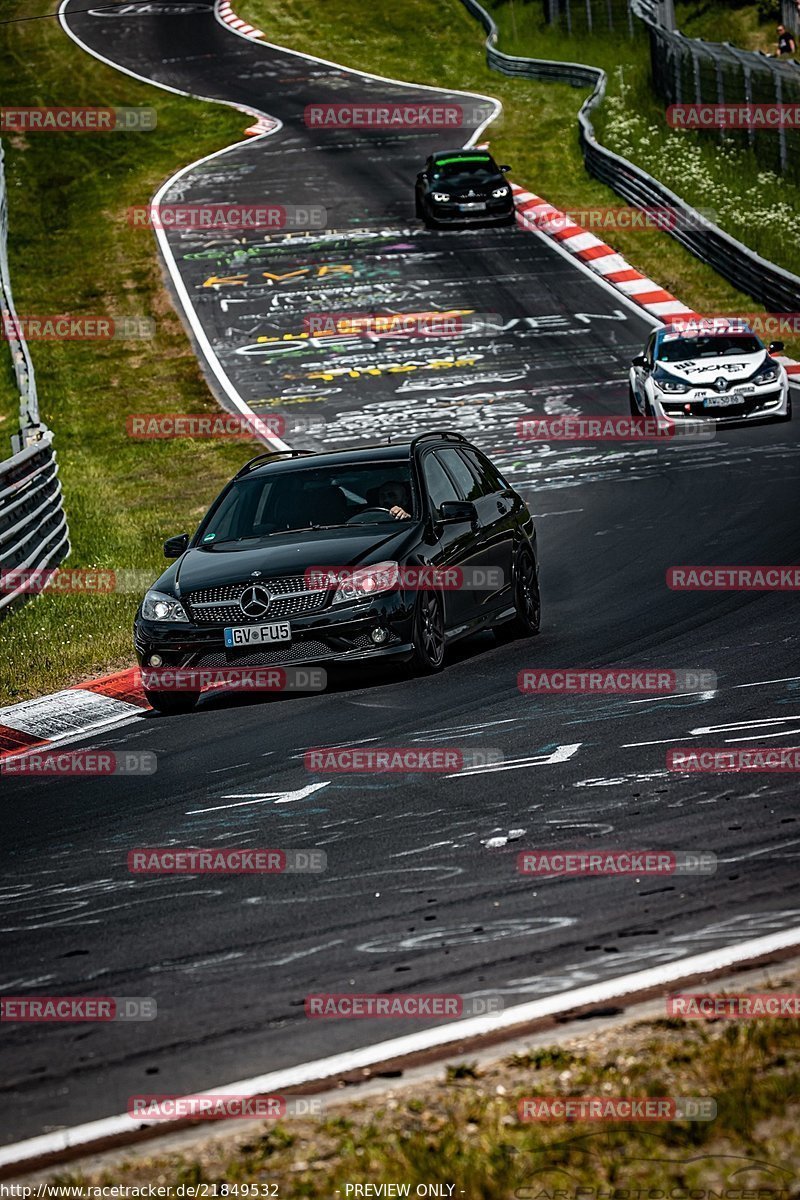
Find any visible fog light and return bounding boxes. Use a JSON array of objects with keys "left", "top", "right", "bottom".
[
  {"left": 371, "top": 627, "right": 389, "bottom": 645},
  {"left": 149, "top": 654, "right": 163, "bottom": 667}
]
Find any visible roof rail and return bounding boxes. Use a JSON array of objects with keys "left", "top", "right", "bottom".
[
  {"left": 234, "top": 449, "right": 317, "bottom": 479},
  {"left": 409, "top": 431, "right": 470, "bottom": 453}
]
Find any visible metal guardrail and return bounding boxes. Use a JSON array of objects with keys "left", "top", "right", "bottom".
[
  {"left": 0, "top": 140, "right": 69, "bottom": 613},
  {"left": 542, "top": 0, "right": 800, "bottom": 182},
  {"left": 641, "top": 16, "right": 800, "bottom": 183},
  {"left": 0, "top": 435, "right": 69, "bottom": 611},
  {"left": 461, "top": 0, "right": 800, "bottom": 312}
]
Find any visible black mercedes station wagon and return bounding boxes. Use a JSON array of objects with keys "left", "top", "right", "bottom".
[{"left": 134, "top": 432, "right": 539, "bottom": 712}]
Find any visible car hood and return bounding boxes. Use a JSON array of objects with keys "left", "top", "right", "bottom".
[
  {"left": 436, "top": 174, "right": 506, "bottom": 194},
  {"left": 655, "top": 351, "right": 768, "bottom": 385},
  {"left": 157, "top": 524, "right": 422, "bottom": 595}
]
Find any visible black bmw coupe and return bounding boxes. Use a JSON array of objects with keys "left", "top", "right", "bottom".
[{"left": 415, "top": 150, "right": 515, "bottom": 227}]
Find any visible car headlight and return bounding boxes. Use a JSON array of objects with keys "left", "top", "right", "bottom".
[
  {"left": 654, "top": 372, "right": 690, "bottom": 394},
  {"left": 431, "top": 192, "right": 451, "bottom": 203},
  {"left": 332, "top": 561, "right": 400, "bottom": 604},
  {"left": 753, "top": 362, "right": 779, "bottom": 385},
  {"left": 492, "top": 186, "right": 510, "bottom": 198},
  {"left": 141, "top": 589, "right": 190, "bottom": 622}
]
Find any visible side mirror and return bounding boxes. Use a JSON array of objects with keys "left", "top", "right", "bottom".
[
  {"left": 438, "top": 500, "right": 477, "bottom": 525},
  {"left": 498, "top": 164, "right": 511, "bottom": 172},
  {"left": 164, "top": 533, "right": 189, "bottom": 559},
  {"left": 631, "top": 354, "right": 647, "bottom": 368},
  {"left": 769, "top": 340, "right": 785, "bottom": 353}
]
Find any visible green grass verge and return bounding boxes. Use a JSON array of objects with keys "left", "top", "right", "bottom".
[
  {"left": 40, "top": 980, "right": 800, "bottom": 1194},
  {"left": 0, "top": 1, "right": 257, "bottom": 704},
  {"left": 0, "top": 346, "right": 20, "bottom": 439},
  {"left": 237, "top": 0, "right": 800, "bottom": 360}
]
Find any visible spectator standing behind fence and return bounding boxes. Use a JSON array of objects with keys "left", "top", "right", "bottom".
[{"left": 776, "top": 24, "right": 796, "bottom": 54}]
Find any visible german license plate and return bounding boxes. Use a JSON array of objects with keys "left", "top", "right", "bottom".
[
  {"left": 224, "top": 622, "right": 291, "bottom": 648},
  {"left": 704, "top": 395, "right": 744, "bottom": 408},
  {"left": 459, "top": 201, "right": 485, "bottom": 211}
]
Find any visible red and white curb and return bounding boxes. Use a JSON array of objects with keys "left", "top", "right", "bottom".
[
  {"left": 511, "top": 182, "right": 800, "bottom": 379},
  {"left": 216, "top": 0, "right": 263, "bottom": 39},
  {"left": 0, "top": 669, "right": 147, "bottom": 761},
  {"left": 243, "top": 114, "right": 279, "bottom": 137}
]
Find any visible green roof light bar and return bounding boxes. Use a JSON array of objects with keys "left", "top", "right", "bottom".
[{"left": 435, "top": 155, "right": 492, "bottom": 164}]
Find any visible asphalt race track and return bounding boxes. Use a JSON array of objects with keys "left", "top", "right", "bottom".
[{"left": 1, "top": 0, "right": 799, "bottom": 1149}]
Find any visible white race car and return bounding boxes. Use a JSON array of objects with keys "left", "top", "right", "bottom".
[{"left": 629, "top": 321, "right": 791, "bottom": 424}]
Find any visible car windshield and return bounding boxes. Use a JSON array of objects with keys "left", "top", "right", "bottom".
[
  {"left": 657, "top": 334, "right": 763, "bottom": 362},
  {"left": 195, "top": 461, "right": 417, "bottom": 546},
  {"left": 432, "top": 156, "right": 498, "bottom": 183}
]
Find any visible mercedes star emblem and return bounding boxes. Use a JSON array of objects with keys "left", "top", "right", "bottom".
[{"left": 239, "top": 584, "right": 271, "bottom": 618}]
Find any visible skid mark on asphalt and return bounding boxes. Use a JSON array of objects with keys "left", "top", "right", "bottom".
[
  {"left": 355, "top": 916, "right": 576, "bottom": 954},
  {"left": 574, "top": 772, "right": 670, "bottom": 788},
  {"left": 498, "top": 909, "right": 800, "bottom": 997},
  {"left": 0, "top": 881, "right": 223, "bottom": 932}
]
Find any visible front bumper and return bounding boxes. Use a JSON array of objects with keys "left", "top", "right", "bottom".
[
  {"left": 425, "top": 197, "right": 515, "bottom": 225},
  {"left": 134, "top": 591, "right": 416, "bottom": 674},
  {"left": 652, "top": 382, "right": 788, "bottom": 423}
]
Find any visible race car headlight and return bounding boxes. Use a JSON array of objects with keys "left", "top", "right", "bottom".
[
  {"left": 492, "top": 186, "right": 510, "bottom": 198},
  {"left": 753, "top": 362, "right": 780, "bottom": 385},
  {"left": 654, "top": 372, "right": 690, "bottom": 394},
  {"left": 431, "top": 192, "right": 451, "bottom": 203},
  {"left": 141, "top": 589, "right": 189, "bottom": 623},
  {"left": 332, "top": 561, "right": 400, "bottom": 604}
]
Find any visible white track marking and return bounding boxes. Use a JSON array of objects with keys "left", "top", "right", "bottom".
[
  {"left": 728, "top": 728, "right": 800, "bottom": 741},
  {"left": 734, "top": 675, "right": 800, "bottom": 688},
  {"left": 265, "top": 938, "right": 344, "bottom": 965},
  {"left": 446, "top": 743, "right": 582, "bottom": 777},
  {"left": 187, "top": 781, "right": 330, "bottom": 813}
]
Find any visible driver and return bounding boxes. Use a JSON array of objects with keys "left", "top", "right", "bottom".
[{"left": 376, "top": 480, "right": 412, "bottom": 520}]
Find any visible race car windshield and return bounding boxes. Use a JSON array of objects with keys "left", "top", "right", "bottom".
[
  {"left": 657, "top": 334, "right": 763, "bottom": 362},
  {"left": 197, "top": 462, "right": 418, "bottom": 546},
  {"left": 432, "top": 157, "right": 497, "bottom": 182}
]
